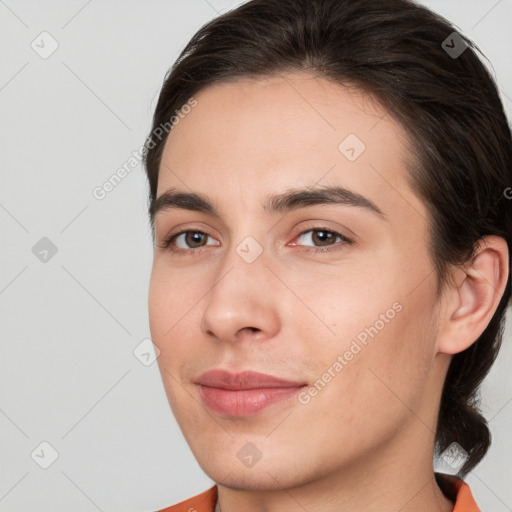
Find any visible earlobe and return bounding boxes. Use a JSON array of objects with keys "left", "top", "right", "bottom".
[{"left": 438, "top": 236, "right": 509, "bottom": 355}]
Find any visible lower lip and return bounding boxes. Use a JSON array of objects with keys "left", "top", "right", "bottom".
[{"left": 198, "top": 385, "right": 305, "bottom": 417}]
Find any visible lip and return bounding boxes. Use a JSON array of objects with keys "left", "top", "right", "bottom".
[{"left": 196, "top": 369, "right": 307, "bottom": 417}]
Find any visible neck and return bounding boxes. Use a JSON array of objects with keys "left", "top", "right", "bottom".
[{"left": 214, "top": 471, "right": 454, "bottom": 512}]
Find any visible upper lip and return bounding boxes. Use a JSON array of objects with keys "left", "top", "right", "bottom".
[{"left": 196, "top": 369, "right": 306, "bottom": 390}]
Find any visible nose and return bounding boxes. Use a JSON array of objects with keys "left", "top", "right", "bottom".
[{"left": 200, "top": 240, "right": 281, "bottom": 345}]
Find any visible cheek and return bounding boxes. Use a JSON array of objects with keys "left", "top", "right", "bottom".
[
  {"left": 148, "top": 263, "right": 200, "bottom": 338},
  {"left": 305, "top": 286, "right": 435, "bottom": 421},
  {"left": 148, "top": 266, "right": 207, "bottom": 376},
  {"left": 303, "top": 321, "right": 428, "bottom": 449},
  {"left": 148, "top": 262, "right": 167, "bottom": 318},
  {"left": 148, "top": 270, "right": 185, "bottom": 379},
  {"left": 293, "top": 269, "right": 399, "bottom": 351}
]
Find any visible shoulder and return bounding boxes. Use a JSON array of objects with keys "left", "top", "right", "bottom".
[
  {"left": 156, "top": 485, "right": 217, "bottom": 512},
  {"left": 435, "top": 472, "right": 481, "bottom": 512},
  {"left": 156, "top": 477, "right": 480, "bottom": 511}
]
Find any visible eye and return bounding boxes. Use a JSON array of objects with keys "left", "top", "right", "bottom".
[
  {"left": 290, "top": 227, "right": 352, "bottom": 253},
  {"left": 158, "top": 226, "right": 352, "bottom": 256},
  {"left": 159, "top": 230, "right": 219, "bottom": 255}
]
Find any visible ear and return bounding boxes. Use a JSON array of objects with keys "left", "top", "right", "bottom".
[{"left": 437, "top": 235, "right": 509, "bottom": 355}]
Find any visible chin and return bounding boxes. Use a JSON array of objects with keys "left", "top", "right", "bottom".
[
  {"left": 203, "top": 465, "right": 299, "bottom": 491},
  {"left": 194, "top": 447, "right": 319, "bottom": 491}
]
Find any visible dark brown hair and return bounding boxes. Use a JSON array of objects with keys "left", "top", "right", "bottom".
[{"left": 143, "top": 0, "right": 512, "bottom": 477}]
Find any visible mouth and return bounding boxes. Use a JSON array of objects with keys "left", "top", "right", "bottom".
[{"left": 195, "top": 369, "right": 307, "bottom": 417}]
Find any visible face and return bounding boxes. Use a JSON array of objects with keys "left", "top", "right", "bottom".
[{"left": 148, "top": 72, "right": 449, "bottom": 490}]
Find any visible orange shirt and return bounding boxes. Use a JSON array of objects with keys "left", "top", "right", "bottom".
[{"left": 157, "top": 473, "right": 480, "bottom": 512}]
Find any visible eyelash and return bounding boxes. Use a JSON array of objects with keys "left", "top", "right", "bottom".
[{"left": 158, "top": 227, "right": 352, "bottom": 256}]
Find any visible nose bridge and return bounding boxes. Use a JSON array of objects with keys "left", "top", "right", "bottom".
[
  {"left": 200, "top": 229, "right": 278, "bottom": 341},
  {"left": 216, "top": 220, "right": 269, "bottom": 286}
]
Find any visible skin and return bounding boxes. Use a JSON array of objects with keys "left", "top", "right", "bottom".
[{"left": 148, "top": 72, "right": 509, "bottom": 512}]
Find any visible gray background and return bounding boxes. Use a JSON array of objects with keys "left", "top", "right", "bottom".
[{"left": 1, "top": 1, "right": 511, "bottom": 510}]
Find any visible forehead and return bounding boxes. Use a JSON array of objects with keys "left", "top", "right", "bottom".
[{"left": 157, "top": 72, "right": 427, "bottom": 223}]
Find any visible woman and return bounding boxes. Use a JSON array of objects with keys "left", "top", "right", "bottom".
[{"left": 143, "top": 0, "right": 512, "bottom": 510}]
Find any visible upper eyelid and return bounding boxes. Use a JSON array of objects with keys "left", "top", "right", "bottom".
[
  {"left": 168, "top": 225, "right": 346, "bottom": 239},
  {"left": 155, "top": 210, "right": 358, "bottom": 239},
  {"left": 161, "top": 219, "right": 350, "bottom": 237}
]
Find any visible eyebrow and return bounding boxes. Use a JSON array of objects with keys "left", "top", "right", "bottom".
[{"left": 150, "top": 185, "right": 386, "bottom": 227}]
